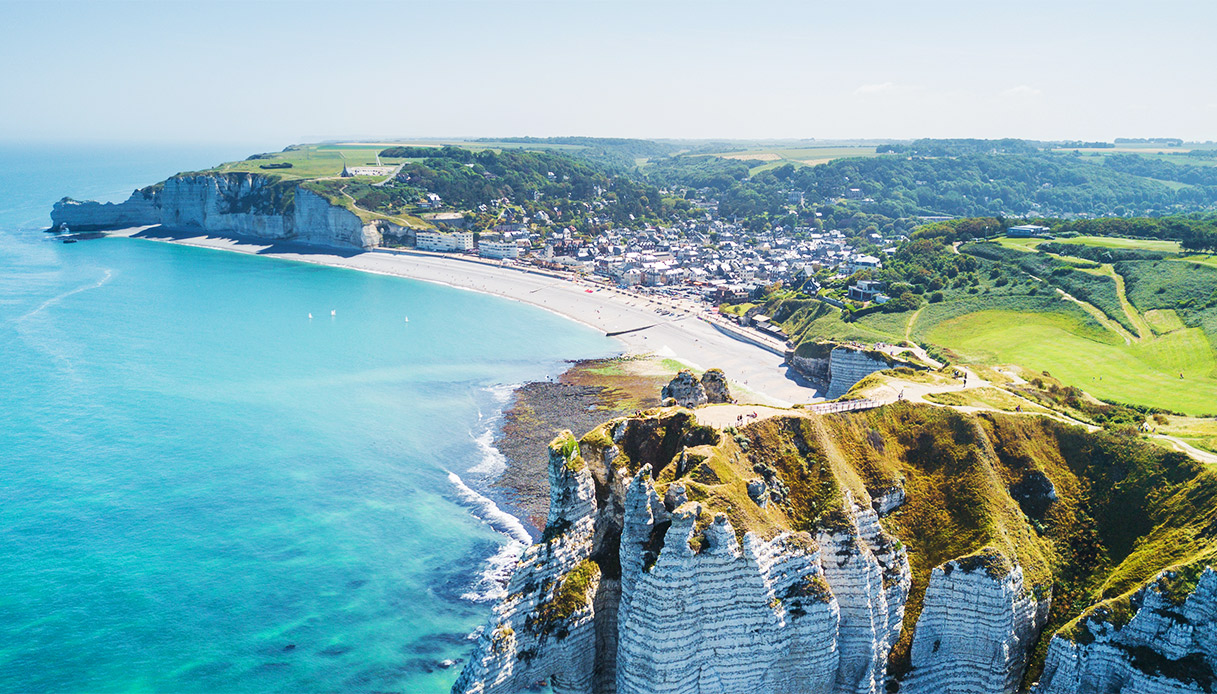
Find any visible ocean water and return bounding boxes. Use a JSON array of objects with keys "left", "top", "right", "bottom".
[{"left": 0, "top": 144, "right": 617, "bottom": 693}]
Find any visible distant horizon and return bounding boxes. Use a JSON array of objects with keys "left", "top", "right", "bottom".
[{"left": 5, "top": 134, "right": 1216, "bottom": 149}]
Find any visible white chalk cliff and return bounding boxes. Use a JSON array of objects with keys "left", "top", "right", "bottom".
[
  {"left": 787, "top": 344, "right": 919, "bottom": 399},
  {"left": 901, "top": 553, "right": 1051, "bottom": 694},
  {"left": 1033, "top": 568, "right": 1217, "bottom": 694},
  {"left": 51, "top": 172, "right": 389, "bottom": 249},
  {"left": 452, "top": 410, "right": 1086, "bottom": 694}
]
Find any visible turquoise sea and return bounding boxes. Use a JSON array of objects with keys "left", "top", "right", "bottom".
[{"left": 0, "top": 145, "right": 617, "bottom": 693}]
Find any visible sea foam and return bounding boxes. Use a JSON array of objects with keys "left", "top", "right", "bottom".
[{"left": 448, "top": 471, "right": 530, "bottom": 602}]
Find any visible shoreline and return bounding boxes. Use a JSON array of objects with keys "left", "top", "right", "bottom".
[
  {"left": 490, "top": 355, "right": 671, "bottom": 535},
  {"left": 106, "top": 226, "right": 823, "bottom": 406}
]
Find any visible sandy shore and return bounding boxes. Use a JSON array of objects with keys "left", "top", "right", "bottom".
[{"left": 110, "top": 227, "right": 822, "bottom": 406}]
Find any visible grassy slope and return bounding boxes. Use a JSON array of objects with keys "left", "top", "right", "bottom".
[
  {"left": 773, "top": 240, "right": 1217, "bottom": 416},
  {"left": 923, "top": 309, "right": 1217, "bottom": 415},
  {"left": 816, "top": 406, "right": 1217, "bottom": 679}
]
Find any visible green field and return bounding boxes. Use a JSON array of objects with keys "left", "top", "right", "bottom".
[
  {"left": 1145, "top": 309, "right": 1187, "bottom": 334},
  {"left": 1065, "top": 235, "right": 1183, "bottom": 253},
  {"left": 197, "top": 145, "right": 411, "bottom": 180},
  {"left": 994, "top": 236, "right": 1045, "bottom": 251},
  {"left": 997, "top": 235, "right": 1184, "bottom": 254},
  {"left": 195, "top": 140, "right": 581, "bottom": 181},
  {"left": 1178, "top": 255, "right": 1217, "bottom": 269},
  {"left": 998, "top": 234, "right": 1217, "bottom": 270},
  {"left": 924, "top": 310, "right": 1217, "bottom": 415}
]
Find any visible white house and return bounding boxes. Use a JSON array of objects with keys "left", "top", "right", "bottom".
[
  {"left": 847, "top": 254, "right": 882, "bottom": 273},
  {"left": 416, "top": 230, "right": 474, "bottom": 252},
  {"left": 478, "top": 239, "right": 520, "bottom": 260}
]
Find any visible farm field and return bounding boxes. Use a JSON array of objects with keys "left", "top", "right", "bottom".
[
  {"left": 200, "top": 144, "right": 412, "bottom": 179},
  {"left": 1065, "top": 235, "right": 1183, "bottom": 253},
  {"left": 699, "top": 145, "right": 880, "bottom": 175},
  {"left": 198, "top": 140, "right": 583, "bottom": 180},
  {"left": 923, "top": 309, "right": 1217, "bottom": 415}
]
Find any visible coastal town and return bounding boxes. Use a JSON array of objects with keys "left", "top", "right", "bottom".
[{"left": 395, "top": 193, "right": 895, "bottom": 317}]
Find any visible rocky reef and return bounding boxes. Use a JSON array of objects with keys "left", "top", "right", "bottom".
[
  {"left": 456, "top": 401, "right": 1217, "bottom": 694},
  {"left": 51, "top": 172, "right": 396, "bottom": 249}
]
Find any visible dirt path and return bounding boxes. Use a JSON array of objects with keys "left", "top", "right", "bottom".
[
  {"left": 694, "top": 377, "right": 1217, "bottom": 465},
  {"left": 1105, "top": 265, "right": 1153, "bottom": 340},
  {"left": 904, "top": 306, "right": 924, "bottom": 342},
  {"left": 1154, "top": 435, "right": 1217, "bottom": 464}
]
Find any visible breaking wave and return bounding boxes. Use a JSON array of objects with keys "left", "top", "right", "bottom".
[{"left": 448, "top": 471, "right": 530, "bottom": 602}]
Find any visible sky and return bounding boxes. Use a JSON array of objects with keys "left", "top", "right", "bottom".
[{"left": 2, "top": 0, "right": 1215, "bottom": 147}]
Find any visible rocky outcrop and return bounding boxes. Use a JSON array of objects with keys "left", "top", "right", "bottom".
[
  {"left": 826, "top": 348, "right": 899, "bottom": 399},
  {"left": 51, "top": 189, "right": 160, "bottom": 230},
  {"left": 787, "top": 344, "right": 918, "bottom": 399},
  {"left": 661, "top": 370, "right": 707, "bottom": 408},
  {"left": 660, "top": 369, "right": 731, "bottom": 408},
  {"left": 1033, "top": 569, "right": 1217, "bottom": 694},
  {"left": 456, "top": 404, "right": 1217, "bottom": 694},
  {"left": 701, "top": 369, "right": 732, "bottom": 404},
  {"left": 902, "top": 551, "right": 1051, "bottom": 694},
  {"left": 51, "top": 172, "right": 385, "bottom": 249},
  {"left": 451, "top": 432, "right": 601, "bottom": 694}
]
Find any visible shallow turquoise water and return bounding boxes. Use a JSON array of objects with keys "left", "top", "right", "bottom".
[{"left": 0, "top": 146, "right": 615, "bottom": 692}]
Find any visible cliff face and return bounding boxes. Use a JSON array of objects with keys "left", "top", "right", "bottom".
[
  {"left": 825, "top": 348, "right": 901, "bottom": 399},
  {"left": 456, "top": 418, "right": 913, "bottom": 694},
  {"left": 51, "top": 172, "right": 384, "bottom": 249},
  {"left": 457, "top": 403, "right": 1217, "bottom": 694},
  {"left": 788, "top": 344, "right": 917, "bottom": 399},
  {"left": 1034, "top": 569, "right": 1217, "bottom": 694},
  {"left": 902, "top": 553, "right": 1051, "bottom": 694},
  {"left": 50, "top": 188, "right": 160, "bottom": 230}
]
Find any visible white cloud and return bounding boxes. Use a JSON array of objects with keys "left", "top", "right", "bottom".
[
  {"left": 997, "top": 85, "right": 1043, "bottom": 101},
  {"left": 853, "top": 82, "right": 897, "bottom": 96}
]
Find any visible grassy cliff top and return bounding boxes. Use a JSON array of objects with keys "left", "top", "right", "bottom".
[{"left": 191, "top": 144, "right": 415, "bottom": 180}]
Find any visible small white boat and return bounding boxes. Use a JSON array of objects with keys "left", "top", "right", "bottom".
[
  {"left": 308, "top": 313, "right": 313, "bottom": 320},
  {"left": 404, "top": 316, "right": 409, "bottom": 323},
  {"left": 330, "top": 309, "right": 336, "bottom": 317}
]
